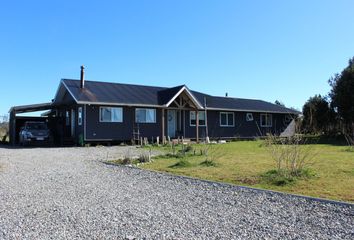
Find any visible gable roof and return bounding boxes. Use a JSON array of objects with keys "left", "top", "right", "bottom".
[
  {"left": 57, "top": 79, "right": 299, "bottom": 114},
  {"left": 157, "top": 85, "right": 185, "bottom": 105}
]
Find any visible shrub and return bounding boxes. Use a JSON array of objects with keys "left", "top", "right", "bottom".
[
  {"left": 264, "top": 134, "right": 317, "bottom": 177},
  {"left": 122, "top": 149, "right": 133, "bottom": 164},
  {"left": 138, "top": 152, "right": 151, "bottom": 163},
  {"left": 184, "top": 144, "right": 193, "bottom": 153},
  {"left": 200, "top": 159, "right": 217, "bottom": 167},
  {"left": 122, "top": 157, "right": 133, "bottom": 165},
  {"left": 262, "top": 168, "right": 315, "bottom": 186},
  {"left": 262, "top": 170, "right": 295, "bottom": 186},
  {"left": 169, "top": 159, "right": 191, "bottom": 168}
]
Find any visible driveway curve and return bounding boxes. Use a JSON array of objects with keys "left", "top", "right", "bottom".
[{"left": 0, "top": 146, "right": 353, "bottom": 239}]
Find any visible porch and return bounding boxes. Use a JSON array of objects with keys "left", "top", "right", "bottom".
[{"left": 160, "top": 87, "right": 206, "bottom": 143}]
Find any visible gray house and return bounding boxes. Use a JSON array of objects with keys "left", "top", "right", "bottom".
[{"left": 9, "top": 67, "right": 299, "bottom": 145}]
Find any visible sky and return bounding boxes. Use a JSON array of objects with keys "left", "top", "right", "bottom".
[{"left": 1, "top": 0, "right": 354, "bottom": 116}]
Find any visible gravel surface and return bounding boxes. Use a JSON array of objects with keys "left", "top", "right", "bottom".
[{"left": 0, "top": 146, "right": 353, "bottom": 239}]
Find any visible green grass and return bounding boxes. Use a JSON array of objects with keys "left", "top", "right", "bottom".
[{"left": 141, "top": 141, "right": 354, "bottom": 203}]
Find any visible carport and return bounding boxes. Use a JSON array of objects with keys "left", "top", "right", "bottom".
[{"left": 9, "top": 103, "right": 53, "bottom": 145}]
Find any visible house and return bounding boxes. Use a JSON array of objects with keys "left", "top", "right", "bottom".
[{"left": 9, "top": 66, "right": 299, "bottom": 145}]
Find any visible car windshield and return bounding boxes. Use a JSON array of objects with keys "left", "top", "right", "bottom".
[{"left": 26, "top": 123, "right": 48, "bottom": 130}]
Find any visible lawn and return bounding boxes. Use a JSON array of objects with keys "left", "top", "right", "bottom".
[{"left": 141, "top": 140, "right": 354, "bottom": 203}]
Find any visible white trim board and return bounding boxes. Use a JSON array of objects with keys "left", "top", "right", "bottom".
[{"left": 165, "top": 86, "right": 203, "bottom": 109}]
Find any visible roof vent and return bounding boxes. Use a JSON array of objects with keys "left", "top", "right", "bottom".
[
  {"left": 225, "top": 92, "right": 228, "bottom": 97},
  {"left": 80, "top": 65, "right": 85, "bottom": 88}
]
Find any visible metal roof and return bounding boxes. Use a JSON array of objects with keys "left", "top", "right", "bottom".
[
  {"left": 9, "top": 102, "right": 53, "bottom": 113},
  {"left": 60, "top": 79, "right": 299, "bottom": 114},
  {"left": 192, "top": 91, "right": 299, "bottom": 114}
]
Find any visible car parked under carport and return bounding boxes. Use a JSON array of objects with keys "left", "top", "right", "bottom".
[{"left": 19, "top": 121, "right": 52, "bottom": 146}]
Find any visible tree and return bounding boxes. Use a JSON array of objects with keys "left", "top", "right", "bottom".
[
  {"left": 274, "top": 100, "right": 285, "bottom": 107},
  {"left": 328, "top": 57, "right": 354, "bottom": 135},
  {"left": 302, "top": 95, "right": 332, "bottom": 134},
  {"left": 0, "top": 115, "right": 8, "bottom": 123}
]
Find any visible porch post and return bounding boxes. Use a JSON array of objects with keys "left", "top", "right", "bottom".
[
  {"left": 161, "top": 108, "right": 165, "bottom": 144},
  {"left": 9, "top": 110, "right": 16, "bottom": 146},
  {"left": 196, "top": 109, "right": 199, "bottom": 143}
]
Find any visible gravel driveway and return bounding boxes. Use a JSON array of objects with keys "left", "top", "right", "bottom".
[{"left": 0, "top": 146, "right": 353, "bottom": 239}]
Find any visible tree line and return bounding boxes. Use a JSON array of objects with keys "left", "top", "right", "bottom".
[{"left": 301, "top": 57, "right": 354, "bottom": 138}]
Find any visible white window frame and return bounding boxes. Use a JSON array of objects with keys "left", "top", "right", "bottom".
[
  {"left": 99, "top": 107, "right": 123, "bottom": 123},
  {"left": 246, "top": 113, "right": 254, "bottom": 121},
  {"left": 219, "top": 112, "right": 234, "bottom": 127},
  {"left": 78, "top": 107, "right": 83, "bottom": 126},
  {"left": 260, "top": 113, "right": 272, "bottom": 127},
  {"left": 135, "top": 108, "right": 156, "bottom": 123},
  {"left": 190, "top": 111, "right": 206, "bottom": 126}
]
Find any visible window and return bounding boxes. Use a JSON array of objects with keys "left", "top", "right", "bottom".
[
  {"left": 99, "top": 107, "right": 123, "bottom": 122},
  {"left": 190, "top": 111, "right": 206, "bottom": 126},
  {"left": 220, "top": 112, "right": 234, "bottom": 127},
  {"left": 65, "top": 111, "right": 70, "bottom": 126},
  {"left": 260, "top": 114, "right": 272, "bottom": 127},
  {"left": 78, "top": 107, "right": 83, "bottom": 126},
  {"left": 246, "top": 113, "right": 254, "bottom": 121},
  {"left": 135, "top": 108, "right": 156, "bottom": 123}
]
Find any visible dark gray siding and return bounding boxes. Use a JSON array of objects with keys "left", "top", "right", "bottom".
[
  {"left": 85, "top": 105, "right": 162, "bottom": 141},
  {"left": 83, "top": 106, "right": 293, "bottom": 141},
  {"left": 184, "top": 110, "right": 293, "bottom": 139}
]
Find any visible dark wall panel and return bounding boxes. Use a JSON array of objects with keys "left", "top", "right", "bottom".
[
  {"left": 184, "top": 110, "right": 292, "bottom": 139},
  {"left": 85, "top": 105, "right": 162, "bottom": 141}
]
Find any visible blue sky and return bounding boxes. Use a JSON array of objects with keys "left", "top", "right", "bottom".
[{"left": 1, "top": 0, "right": 354, "bottom": 115}]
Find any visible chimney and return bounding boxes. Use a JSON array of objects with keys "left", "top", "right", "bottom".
[
  {"left": 80, "top": 65, "right": 85, "bottom": 88},
  {"left": 225, "top": 92, "right": 228, "bottom": 97}
]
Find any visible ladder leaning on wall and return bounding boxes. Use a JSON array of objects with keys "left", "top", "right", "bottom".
[{"left": 132, "top": 124, "right": 140, "bottom": 145}]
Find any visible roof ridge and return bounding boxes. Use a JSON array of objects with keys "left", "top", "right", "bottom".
[
  {"left": 62, "top": 78, "right": 168, "bottom": 90},
  {"left": 209, "top": 95, "right": 263, "bottom": 101}
]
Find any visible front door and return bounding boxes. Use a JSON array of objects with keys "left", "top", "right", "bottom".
[{"left": 167, "top": 110, "right": 176, "bottom": 138}]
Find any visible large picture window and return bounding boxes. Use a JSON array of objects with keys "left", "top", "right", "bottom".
[
  {"left": 190, "top": 111, "right": 206, "bottom": 126},
  {"left": 135, "top": 108, "right": 156, "bottom": 123},
  {"left": 220, "top": 112, "right": 234, "bottom": 127},
  {"left": 260, "top": 114, "right": 272, "bottom": 127},
  {"left": 99, "top": 107, "right": 123, "bottom": 122}
]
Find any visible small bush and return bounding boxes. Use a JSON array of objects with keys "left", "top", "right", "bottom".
[
  {"left": 264, "top": 134, "right": 317, "bottom": 176},
  {"left": 121, "top": 149, "right": 133, "bottom": 164},
  {"left": 200, "top": 159, "right": 217, "bottom": 167},
  {"left": 262, "top": 168, "right": 315, "bottom": 186},
  {"left": 262, "top": 170, "right": 295, "bottom": 186},
  {"left": 122, "top": 157, "right": 133, "bottom": 165},
  {"left": 185, "top": 145, "right": 193, "bottom": 152},
  {"left": 138, "top": 152, "right": 151, "bottom": 163},
  {"left": 169, "top": 159, "right": 192, "bottom": 168}
]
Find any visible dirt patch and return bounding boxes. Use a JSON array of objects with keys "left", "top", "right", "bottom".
[{"left": 235, "top": 176, "right": 260, "bottom": 185}]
